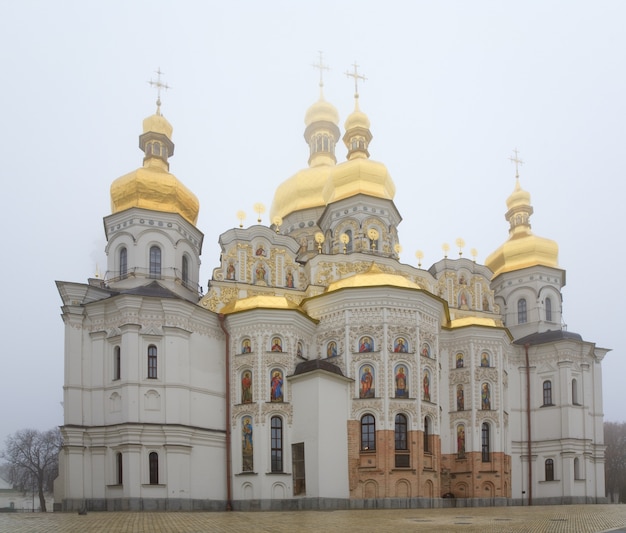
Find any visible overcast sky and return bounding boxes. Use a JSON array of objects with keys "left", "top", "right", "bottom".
[{"left": 0, "top": 1, "right": 623, "bottom": 449}]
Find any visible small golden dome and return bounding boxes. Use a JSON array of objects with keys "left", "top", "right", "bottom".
[
  {"left": 322, "top": 157, "right": 395, "bottom": 204},
  {"left": 344, "top": 106, "right": 370, "bottom": 131},
  {"left": 142, "top": 113, "right": 173, "bottom": 138},
  {"left": 506, "top": 178, "right": 531, "bottom": 210},
  {"left": 326, "top": 263, "right": 421, "bottom": 292},
  {"left": 304, "top": 93, "right": 340, "bottom": 127},
  {"left": 220, "top": 294, "right": 305, "bottom": 315},
  {"left": 485, "top": 178, "right": 558, "bottom": 278},
  {"left": 449, "top": 316, "right": 502, "bottom": 328},
  {"left": 110, "top": 109, "right": 200, "bottom": 226}
]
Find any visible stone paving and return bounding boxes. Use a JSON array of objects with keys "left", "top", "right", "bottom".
[{"left": 1, "top": 504, "right": 626, "bottom": 533}]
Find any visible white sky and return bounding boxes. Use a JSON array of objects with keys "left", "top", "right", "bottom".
[{"left": 0, "top": 1, "right": 623, "bottom": 448}]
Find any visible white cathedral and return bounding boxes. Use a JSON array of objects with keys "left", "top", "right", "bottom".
[{"left": 54, "top": 74, "right": 608, "bottom": 511}]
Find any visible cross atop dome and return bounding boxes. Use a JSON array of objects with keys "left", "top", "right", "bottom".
[
  {"left": 345, "top": 61, "right": 367, "bottom": 98},
  {"left": 148, "top": 67, "right": 171, "bottom": 116},
  {"left": 311, "top": 51, "right": 330, "bottom": 92},
  {"left": 508, "top": 148, "right": 524, "bottom": 179}
]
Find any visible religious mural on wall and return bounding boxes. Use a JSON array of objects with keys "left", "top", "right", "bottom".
[
  {"left": 482, "top": 382, "right": 491, "bottom": 410},
  {"left": 270, "top": 369, "right": 284, "bottom": 402},
  {"left": 242, "top": 416, "right": 253, "bottom": 472},
  {"left": 457, "top": 384, "right": 464, "bottom": 411},
  {"left": 327, "top": 341, "right": 337, "bottom": 358},
  {"left": 359, "top": 336, "right": 373, "bottom": 353},
  {"left": 360, "top": 365, "right": 375, "bottom": 398},
  {"left": 395, "top": 365, "right": 408, "bottom": 398},
  {"left": 423, "top": 369, "right": 431, "bottom": 402},
  {"left": 241, "top": 371, "right": 253, "bottom": 404},
  {"left": 394, "top": 337, "right": 408, "bottom": 353}
]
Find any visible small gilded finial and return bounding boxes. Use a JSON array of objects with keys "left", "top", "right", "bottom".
[
  {"left": 508, "top": 148, "right": 524, "bottom": 179},
  {"left": 236, "top": 210, "right": 246, "bottom": 228},
  {"left": 367, "top": 228, "right": 379, "bottom": 251},
  {"left": 253, "top": 203, "right": 265, "bottom": 224},
  {"left": 470, "top": 248, "right": 478, "bottom": 263},
  {"left": 345, "top": 61, "right": 367, "bottom": 99},
  {"left": 312, "top": 51, "right": 331, "bottom": 95},
  {"left": 272, "top": 216, "right": 283, "bottom": 234},
  {"left": 148, "top": 68, "right": 171, "bottom": 116},
  {"left": 456, "top": 238, "right": 465, "bottom": 257},
  {"left": 415, "top": 250, "right": 424, "bottom": 268},
  {"left": 315, "top": 232, "right": 325, "bottom": 253},
  {"left": 442, "top": 243, "right": 450, "bottom": 259},
  {"left": 340, "top": 233, "right": 350, "bottom": 254}
]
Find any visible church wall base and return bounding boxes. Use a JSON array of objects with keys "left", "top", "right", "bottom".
[
  {"left": 60, "top": 498, "right": 228, "bottom": 512},
  {"left": 511, "top": 496, "right": 609, "bottom": 506}
]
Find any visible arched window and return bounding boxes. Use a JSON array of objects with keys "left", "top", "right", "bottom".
[
  {"left": 116, "top": 452, "right": 123, "bottom": 485},
  {"left": 481, "top": 423, "right": 490, "bottom": 462},
  {"left": 119, "top": 247, "right": 127, "bottom": 279},
  {"left": 543, "top": 380, "right": 552, "bottom": 406},
  {"left": 270, "top": 416, "right": 283, "bottom": 472},
  {"left": 113, "top": 346, "right": 121, "bottom": 381},
  {"left": 149, "top": 246, "right": 161, "bottom": 279},
  {"left": 545, "top": 297, "right": 552, "bottom": 322},
  {"left": 361, "top": 414, "right": 376, "bottom": 451},
  {"left": 572, "top": 378, "right": 579, "bottom": 405},
  {"left": 545, "top": 458, "right": 554, "bottom": 481},
  {"left": 148, "top": 345, "right": 157, "bottom": 379},
  {"left": 182, "top": 255, "right": 189, "bottom": 285},
  {"left": 395, "top": 414, "right": 408, "bottom": 451},
  {"left": 149, "top": 452, "right": 159, "bottom": 484},
  {"left": 574, "top": 457, "right": 580, "bottom": 480},
  {"left": 518, "top": 298, "right": 527, "bottom": 324},
  {"left": 423, "top": 417, "right": 430, "bottom": 453}
]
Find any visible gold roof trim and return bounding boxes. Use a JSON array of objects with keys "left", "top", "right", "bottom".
[{"left": 220, "top": 294, "right": 306, "bottom": 315}]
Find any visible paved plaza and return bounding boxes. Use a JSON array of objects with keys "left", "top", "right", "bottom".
[{"left": 1, "top": 504, "right": 626, "bottom": 533}]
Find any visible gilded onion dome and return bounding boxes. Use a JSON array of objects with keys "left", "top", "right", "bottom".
[
  {"left": 326, "top": 263, "right": 421, "bottom": 292},
  {"left": 322, "top": 95, "right": 395, "bottom": 204},
  {"left": 270, "top": 86, "right": 340, "bottom": 221},
  {"left": 110, "top": 102, "right": 200, "bottom": 226},
  {"left": 220, "top": 294, "right": 306, "bottom": 315},
  {"left": 485, "top": 177, "right": 558, "bottom": 278}
]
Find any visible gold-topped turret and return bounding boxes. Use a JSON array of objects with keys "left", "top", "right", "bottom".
[
  {"left": 110, "top": 70, "right": 200, "bottom": 225},
  {"left": 485, "top": 151, "right": 558, "bottom": 278},
  {"left": 270, "top": 54, "right": 340, "bottom": 221}
]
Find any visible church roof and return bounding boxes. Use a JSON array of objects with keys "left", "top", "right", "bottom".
[
  {"left": 514, "top": 329, "right": 583, "bottom": 346},
  {"left": 293, "top": 358, "right": 346, "bottom": 377},
  {"left": 325, "top": 263, "right": 421, "bottom": 292},
  {"left": 119, "top": 280, "right": 184, "bottom": 299}
]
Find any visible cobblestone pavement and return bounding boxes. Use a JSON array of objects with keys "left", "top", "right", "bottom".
[{"left": 1, "top": 504, "right": 626, "bottom": 533}]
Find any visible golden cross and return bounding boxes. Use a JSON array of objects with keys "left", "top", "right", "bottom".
[
  {"left": 148, "top": 68, "right": 170, "bottom": 113},
  {"left": 311, "top": 51, "right": 330, "bottom": 88},
  {"left": 508, "top": 148, "right": 524, "bottom": 178},
  {"left": 345, "top": 61, "right": 367, "bottom": 97}
]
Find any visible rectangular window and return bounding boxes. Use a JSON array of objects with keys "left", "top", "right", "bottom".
[
  {"left": 114, "top": 347, "right": 121, "bottom": 381},
  {"left": 395, "top": 454, "right": 410, "bottom": 468},
  {"left": 148, "top": 346, "right": 157, "bottom": 379},
  {"left": 292, "top": 443, "right": 305, "bottom": 495},
  {"left": 271, "top": 417, "right": 283, "bottom": 472},
  {"left": 149, "top": 452, "right": 159, "bottom": 484},
  {"left": 543, "top": 381, "right": 552, "bottom": 406}
]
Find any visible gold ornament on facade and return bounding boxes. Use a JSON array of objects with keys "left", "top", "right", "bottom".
[
  {"left": 442, "top": 242, "right": 450, "bottom": 258},
  {"left": 236, "top": 210, "right": 246, "bottom": 228},
  {"left": 415, "top": 250, "right": 424, "bottom": 268},
  {"left": 367, "top": 228, "right": 379, "bottom": 250},
  {"left": 471, "top": 248, "right": 478, "bottom": 262},
  {"left": 340, "top": 233, "right": 349, "bottom": 254},
  {"left": 272, "top": 216, "right": 282, "bottom": 233},
  {"left": 456, "top": 238, "right": 465, "bottom": 257},
  {"left": 315, "top": 232, "right": 325, "bottom": 253},
  {"left": 253, "top": 203, "right": 265, "bottom": 224}
]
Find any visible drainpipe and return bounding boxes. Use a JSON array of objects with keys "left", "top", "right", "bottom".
[
  {"left": 525, "top": 343, "right": 532, "bottom": 506},
  {"left": 218, "top": 313, "right": 232, "bottom": 511}
]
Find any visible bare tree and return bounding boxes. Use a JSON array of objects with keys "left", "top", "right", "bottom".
[
  {"left": 1, "top": 428, "right": 62, "bottom": 512},
  {"left": 605, "top": 421, "right": 626, "bottom": 503}
]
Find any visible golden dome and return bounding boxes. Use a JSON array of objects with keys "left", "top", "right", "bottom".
[
  {"left": 220, "top": 294, "right": 305, "bottom": 315},
  {"left": 270, "top": 165, "right": 332, "bottom": 221},
  {"left": 485, "top": 178, "right": 558, "bottom": 278},
  {"left": 322, "top": 157, "right": 395, "bottom": 204},
  {"left": 270, "top": 89, "right": 340, "bottom": 221},
  {"left": 326, "top": 263, "right": 421, "bottom": 292},
  {"left": 110, "top": 109, "right": 200, "bottom": 226},
  {"left": 344, "top": 103, "right": 370, "bottom": 131},
  {"left": 304, "top": 92, "right": 340, "bottom": 127}
]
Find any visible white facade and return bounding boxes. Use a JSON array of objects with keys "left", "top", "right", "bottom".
[{"left": 55, "top": 93, "right": 607, "bottom": 511}]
